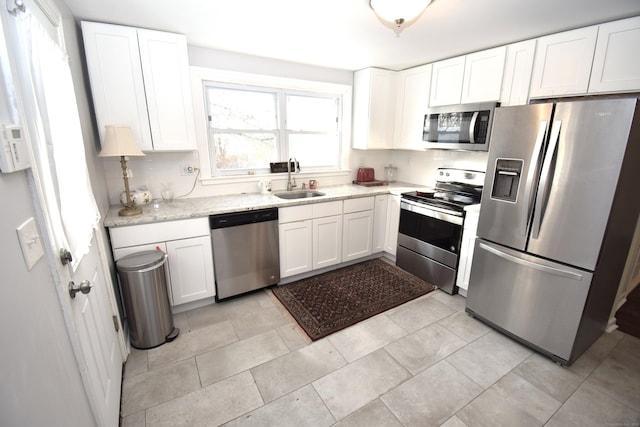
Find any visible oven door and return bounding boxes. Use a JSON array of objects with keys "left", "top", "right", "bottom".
[{"left": 396, "top": 200, "right": 463, "bottom": 294}]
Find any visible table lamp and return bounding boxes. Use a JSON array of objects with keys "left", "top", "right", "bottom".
[{"left": 99, "top": 125, "right": 145, "bottom": 216}]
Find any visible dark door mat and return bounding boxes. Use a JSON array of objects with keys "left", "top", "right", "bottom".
[{"left": 272, "top": 258, "right": 437, "bottom": 341}]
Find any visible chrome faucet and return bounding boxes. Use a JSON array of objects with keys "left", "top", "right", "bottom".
[{"left": 287, "top": 157, "right": 298, "bottom": 191}]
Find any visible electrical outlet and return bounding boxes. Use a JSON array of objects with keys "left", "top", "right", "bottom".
[{"left": 181, "top": 164, "right": 198, "bottom": 176}]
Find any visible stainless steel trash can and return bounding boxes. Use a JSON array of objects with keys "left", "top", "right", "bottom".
[{"left": 116, "top": 250, "right": 179, "bottom": 349}]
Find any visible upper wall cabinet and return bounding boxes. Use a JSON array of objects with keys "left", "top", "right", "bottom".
[
  {"left": 499, "top": 39, "right": 536, "bottom": 106},
  {"left": 429, "top": 46, "right": 506, "bottom": 107},
  {"left": 393, "top": 64, "right": 432, "bottom": 150},
  {"left": 529, "top": 26, "right": 598, "bottom": 98},
  {"left": 429, "top": 56, "right": 465, "bottom": 107},
  {"left": 589, "top": 16, "right": 640, "bottom": 94},
  {"left": 461, "top": 46, "right": 507, "bottom": 104},
  {"left": 81, "top": 21, "right": 196, "bottom": 152},
  {"left": 352, "top": 68, "right": 396, "bottom": 149}
]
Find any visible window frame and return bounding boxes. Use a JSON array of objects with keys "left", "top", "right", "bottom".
[{"left": 190, "top": 67, "right": 352, "bottom": 183}]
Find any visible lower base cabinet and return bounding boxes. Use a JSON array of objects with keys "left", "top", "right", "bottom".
[
  {"left": 109, "top": 218, "right": 215, "bottom": 307},
  {"left": 278, "top": 219, "right": 313, "bottom": 278}
]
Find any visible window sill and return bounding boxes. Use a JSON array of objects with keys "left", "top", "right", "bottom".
[{"left": 199, "top": 169, "right": 352, "bottom": 186}]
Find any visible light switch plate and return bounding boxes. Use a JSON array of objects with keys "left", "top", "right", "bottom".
[{"left": 16, "top": 217, "right": 44, "bottom": 271}]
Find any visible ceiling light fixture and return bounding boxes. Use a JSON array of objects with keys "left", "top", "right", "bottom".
[{"left": 369, "top": 0, "right": 432, "bottom": 35}]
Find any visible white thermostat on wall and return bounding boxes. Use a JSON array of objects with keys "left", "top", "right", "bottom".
[{"left": 0, "top": 124, "right": 30, "bottom": 173}]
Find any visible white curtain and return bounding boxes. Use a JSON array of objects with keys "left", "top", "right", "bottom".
[{"left": 14, "top": 11, "right": 100, "bottom": 269}]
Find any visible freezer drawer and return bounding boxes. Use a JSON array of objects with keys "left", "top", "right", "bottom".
[{"left": 466, "top": 239, "right": 592, "bottom": 362}]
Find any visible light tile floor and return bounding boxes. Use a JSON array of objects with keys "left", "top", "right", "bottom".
[{"left": 120, "top": 287, "right": 640, "bottom": 426}]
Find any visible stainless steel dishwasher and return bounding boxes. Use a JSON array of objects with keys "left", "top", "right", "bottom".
[{"left": 209, "top": 208, "right": 280, "bottom": 300}]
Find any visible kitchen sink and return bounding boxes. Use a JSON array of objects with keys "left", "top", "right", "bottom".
[{"left": 274, "top": 190, "right": 325, "bottom": 199}]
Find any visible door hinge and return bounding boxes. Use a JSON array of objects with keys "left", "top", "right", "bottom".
[{"left": 112, "top": 315, "right": 120, "bottom": 332}]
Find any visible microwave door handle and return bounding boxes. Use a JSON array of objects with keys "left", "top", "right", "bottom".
[
  {"left": 522, "top": 121, "right": 548, "bottom": 237},
  {"left": 469, "top": 112, "right": 479, "bottom": 143},
  {"left": 531, "top": 120, "right": 562, "bottom": 239}
]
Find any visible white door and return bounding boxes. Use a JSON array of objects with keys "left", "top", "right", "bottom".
[
  {"left": 3, "top": 1, "right": 125, "bottom": 425},
  {"left": 68, "top": 234, "right": 123, "bottom": 427}
]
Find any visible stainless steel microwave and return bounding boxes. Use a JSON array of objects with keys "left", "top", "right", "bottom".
[{"left": 423, "top": 102, "right": 498, "bottom": 151}]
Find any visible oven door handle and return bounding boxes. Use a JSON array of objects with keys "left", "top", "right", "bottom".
[{"left": 400, "top": 200, "right": 463, "bottom": 225}]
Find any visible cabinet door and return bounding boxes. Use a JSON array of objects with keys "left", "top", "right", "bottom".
[
  {"left": 589, "top": 16, "right": 640, "bottom": 93},
  {"left": 500, "top": 40, "right": 536, "bottom": 106},
  {"left": 81, "top": 21, "right": 153, "bottom": 151},
  {"left": 313, "top": 215, "right": 342, "bottom": 269},
  {"left": 137, "top": 29, "right": 197, "bottom": 151},
  {"left": 343, "top": 210, "right": 373, "bottom": 262},
  {"left": 429, "top": 56, "right": 465, "bottom": 107},
  {"left": 529, "top": 26, "right": 598, "bottom": 98},
  {"left": 352, "top": 68, "right": 396, "bottom": 149},
  {"left": 279, "top": 220, "right": 312, "bottom": 277},
  {"left": 165, "top": 235, "right": 215, "bottom": 305},
  {"left": 461, "top": 46, "right": 506, "bottom": 104},
  {"left": 384, "top": 195, "right": 401, "bottom": 255},
  {"left": 372, "top": 195, "right": 388, "bottom": 252},
  {"left": 394, "top": 64, "right": 432, "bottom": 150}
]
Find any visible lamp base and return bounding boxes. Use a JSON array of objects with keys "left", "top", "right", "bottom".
[{"left": 118, "top": 205, "right": 143, "bottom": 217}]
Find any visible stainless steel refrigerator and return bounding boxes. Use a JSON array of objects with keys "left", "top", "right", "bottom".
[{"left": 466, "top": 98, "right": 640, "bottom": 365}]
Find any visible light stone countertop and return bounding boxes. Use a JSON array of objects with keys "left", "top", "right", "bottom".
[{"left": 103, "top": 182, "right": 430, "bottom": 228}]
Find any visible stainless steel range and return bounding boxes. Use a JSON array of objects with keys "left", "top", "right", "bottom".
[{"left": 396, "top": 168, "right": 484, "bottom": 294}]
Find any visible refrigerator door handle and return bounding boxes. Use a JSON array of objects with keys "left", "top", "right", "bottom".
[
  {"left": 522, "top": 121, "right": 548, "bottom": 237},
  {"left": 532, "top": 120, "right": 562, "bottom": 239},
  {"left": 479, "top": 242, "right": 584, "bottom": 280},
  {"left": 469, "top": 112, "right": 479, "bottom": 143}
]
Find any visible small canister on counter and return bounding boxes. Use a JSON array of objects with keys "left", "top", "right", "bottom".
[{"left": 309, "top": 180, "right": 318, "bottom": 189}]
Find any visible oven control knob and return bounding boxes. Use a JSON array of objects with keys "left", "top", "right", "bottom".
[{"left": 450, "top": 246, "right": 456, "bottom": 252}]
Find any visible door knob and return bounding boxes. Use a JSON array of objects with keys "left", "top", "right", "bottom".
[{"left": 69, "top": 280, "right": 92, "bottom": 299}]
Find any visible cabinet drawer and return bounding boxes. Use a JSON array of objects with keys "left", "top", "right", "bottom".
[
  {"left": 344, "top": 197, "right": 375, "bottom": 213},
  {"left": 312, "top": 201, "right": 343, "bottom": 218},
  {"left": 109, "top": 217, "right": 209, "bottom": 248},
  {"left": 279, "top": 205, "right": 313, "bottom": 223}
]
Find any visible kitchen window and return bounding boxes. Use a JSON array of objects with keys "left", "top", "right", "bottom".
[{"left": 204, "top": 82, "right": 342, "bottom": 176}]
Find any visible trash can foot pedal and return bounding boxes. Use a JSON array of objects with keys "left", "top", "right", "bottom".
[{"left": 166, "top": 327, "right": 179, "bottom": 342}]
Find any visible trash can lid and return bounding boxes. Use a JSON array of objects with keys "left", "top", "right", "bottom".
[{"left": 116, "top": 250, "right": 166, "bottom": 271}]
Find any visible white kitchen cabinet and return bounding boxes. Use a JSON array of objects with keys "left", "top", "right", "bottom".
[
  {"left": 429, "top": 47, "right": 505, "bottom": 107},
  {"left": 456, "top": 207, "right": 480, "bottom": 296},
  {"left": 313, "top": 216, "right": 342, "bottom": 269},
  {"left": 279, "top": 219, "right": 313, "bottom": 278},
  {"left": 529, "top": 26, "right": 598, "bottom": 98},
  {"left": 352, "top": 67, "right": 396, "bottom": 149},
  {"left": 589, "top": 16, "right": 640, "bottom": 94},
  {"left": 393, "top": 64, "right": 432, "bottom": 150},
  {"left": 109, "top": 218, "right": 215, "bottom": 307},
  {"left": 500, "top": 40, "right": 536, "bottom": 106},
  {"left": 429, "top": 56, "right": 466, "bottom": 107},
  {"left": 384, "top": 194, "right": 401, "bottom": 256},
  {"left": 461, "top": 46, "right": 506, "bottom": 104},
  {"left": 82, "top": 21, "right": 196, "bottom": 152},
  {"left": 372, "top": 195, "right": 388, "bottom": 252},
  {"left": 312, "top": 201, "right": 343, "bottom": 270},
  {"left": 343, "top": 197, "right": 374, "bottom": 262}
]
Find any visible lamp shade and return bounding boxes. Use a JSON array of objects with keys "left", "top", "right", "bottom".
[
  {"left": 99, "top": 125, "right": 145, "bottom": 157},
  {"left": 370, "top": 0, "right": 432, "bottom": 26}
]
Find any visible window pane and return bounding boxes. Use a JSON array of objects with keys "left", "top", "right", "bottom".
[
  {"left": 213, "top": 133, "right": 277, "bottom": 170},
  {"left": 289, "top": 134, "right": 340, "bottom": 168},
  {"left": 286, "top": 95, "right": 337, "bottom": 132},
  {"left": 207, "top": 87, "right": 277, "bottom": 129}
]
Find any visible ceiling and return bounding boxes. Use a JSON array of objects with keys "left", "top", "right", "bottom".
[{"left": 62, "top": 0, "right": 640, "bottom": 71}]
